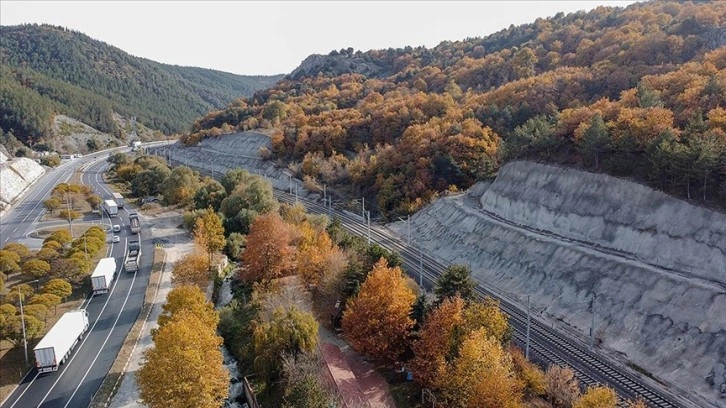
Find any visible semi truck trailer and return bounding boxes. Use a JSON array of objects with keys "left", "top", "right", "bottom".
[
  {"left": 90, "top": 257, "right": 117, "bottom": 294},
  {"left": 112, "top": 192, "right": 125, "bottom": 209},
  {"left": 103, "top": 199, "right": 118, "bottom": 217},
  {"left": 125, "top": 240, "right": 141, "bottom": 272},
  {"left": 33, "top": 310, "right": 89, "bottom": 373}
]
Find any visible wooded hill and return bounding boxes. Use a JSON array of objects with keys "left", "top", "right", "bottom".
[
  {"left": 0, "top": 24, "right": 283, "bottom": 146},
  {"left": 183, "top": 1, "right": 726, "bottom": 217}
]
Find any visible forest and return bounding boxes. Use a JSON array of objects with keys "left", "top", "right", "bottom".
[
  {"left": 0, "top": 24, "right": 283, "bottom": 145},
  {"left": 182, "top": 1, "right": 726, "bottom": 217}
]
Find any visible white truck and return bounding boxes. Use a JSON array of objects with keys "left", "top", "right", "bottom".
[
  {"left": 103, "top": 199, "right": 118, "bottom": 217},
  {"left": 33, "top": 309, "right": 89, "bottom": 373},
  {"left": 90, "top": 257, "right": 117, "bottom": 294},
  {"left": 112, "top": 192, "right": 125, "bottom": 209}
]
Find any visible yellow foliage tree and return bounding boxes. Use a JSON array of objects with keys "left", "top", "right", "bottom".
[
  {"left": 510, "top": 346, "right": 546, "bottom": 396},
  {"left": 410, "top": 295, "right": 464, "bottom": 388},
  {"left": 171, "top": 250, "right": 210, "bottom": 288},
  {"left": 573, "top": 386, "right": 618, "bottom": 408},
  {"left": 341, "top": 258, "right": 416, "bottom": 363},
  {"left": 460, "top": 297, "right": 510, "bottom": 344},
  {"left": 157, "top": 285, "right": 219, "bottom": 329},
  {"left": 138, "top": 311, "right": 228, "bottom": 408},
  {"left": 296, "top": 221, "right": 336, "bottom": 285},
  {"left": 193, "top": 209, "right": 226, "bottom": 268},
  {"left": 438, "top": 328, "right": 523, "bottom": 408}
]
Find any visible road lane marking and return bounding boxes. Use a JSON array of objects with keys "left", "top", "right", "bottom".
[
  {"left": 63, "top": 238, "right": 137, "bottom": 408},
  {"left": 35, "top": 239, "right": 128, "bottom": 407},
  {"left": 4, "top": 372, "right": 40, "bottom": 408}
]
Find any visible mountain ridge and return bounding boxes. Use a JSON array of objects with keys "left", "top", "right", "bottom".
[{"left": 0, "top": 23, "right": 284, "bottom": 147}]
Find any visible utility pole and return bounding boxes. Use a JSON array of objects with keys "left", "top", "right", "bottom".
[
  {"left": 366, "top": 211, "right": 371, "bottom": 244},
  {"left": 66, "top": 192, "right": 73, "bottom": 238},
  {"left": 526, "top": 295, "right": 531, "bottom": 359},
  {"left": 361, "top": 197, "right": 365, "bottom": 219},
  {"left": 295, "top": 184, "right": 299, "bottom": 204},
  {"left": 18, "top": 287, "right": 28, "bottom": 365},
  {"left": 323, "top": 184, "right": 326, "bottom": 203},
  {"left": 288, "top": 175, "right": 292, "bottom": 194},
  {"left": 328, "top": 196, "right": 332, "bottom": 218}
]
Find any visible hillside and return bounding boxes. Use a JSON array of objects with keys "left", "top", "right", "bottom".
[
  {"left": 0, "top": 24, "right": 284, "bottom": 146},
  {"left": 183, "top": 0, "right": 726, "bottom": 218}
]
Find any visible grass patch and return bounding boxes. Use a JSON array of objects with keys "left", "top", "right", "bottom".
[{"left": 88, "top": 247, "right": 165, "bottom": 408}]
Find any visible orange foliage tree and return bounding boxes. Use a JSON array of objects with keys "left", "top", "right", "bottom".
[
  {"left": 341, "top": 258, "right": 416, "bottom": 363},
  {"left": 241, "top": 213, "right": 294, "bottom": 283}
]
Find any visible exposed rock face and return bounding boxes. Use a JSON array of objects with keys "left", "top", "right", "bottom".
[
  {"left": 288, "top": 53, "right": 387, "bottom": 80},
  {"left": 391, "top": 161, "right": 726, "bottom": 406},
  {"left": 149, "top": 131, "right": 305, "bottom": 194},
  {"left": 0, "top": 157, "right": 45, "bottom": 209}
]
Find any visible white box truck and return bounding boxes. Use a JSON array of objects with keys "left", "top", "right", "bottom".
[
  {"left": 33, "top": 309, "right": 89, "bottom": 373},
  {"left": 90, "top": 257, "right": 117, "bottom": 294},
  {"left": 112, "top": 192, "right": 125, "bottom": 209},
  {"left": 103, "top": 199, "right": 118, "bottom": 217}
]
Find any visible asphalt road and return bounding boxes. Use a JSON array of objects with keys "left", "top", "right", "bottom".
[{"left": 1, "top": 153, "right": 154, "bottom": 408}]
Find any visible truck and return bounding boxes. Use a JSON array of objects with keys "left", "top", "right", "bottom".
[
  {"left": 129, "top": 211, "right": 140, "bottom": 234},
  {"left": 103, "top": 199, "right": 118, "bottom": 217},
  {"left": 112, "top": 192, "right": 125, "bottom": 209},
  {"left": 90, "top": 257, "right": 117, "bottom": 294},
  {"left": 33, "top": 309, "right": 89, "bottom": 373},
  {"left": 125, "top": 240, "right": 141, "bottom": 272}
]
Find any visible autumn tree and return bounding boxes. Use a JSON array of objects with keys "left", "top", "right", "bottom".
[
  {"left": 253, "top": 305, "right": 319, "bottom": 382},
  {"left": 45, "top": 230, "right": 72, "bottom": 247},
  {"left": 459, "top": 297, "right": 510, "bottom": 345},
  {"left": 193, "top": 209, "right": 226, "bottom": 268},
  {"left": 241, "top": 213, "right": 294, "bottom": 282},
  {"left": 438, "top": 328, "right": 523, "bottom": 408},
  {"left": 434, "top": 264, "right": 476, "bottom": 302},
  {"left": 0, "top": 250, "right": 21, "bottom": 278},
  {"left": 161, "top": 166, "right": 201, "bottom": 206},
  {"left": 573, "top": 386, "right": 618, "bottom": 408},
  {"left": 510, "top": 346, "right": 546, "bottom": 397},
  {"left": 171, "top": 251, "right": 210, "bottom": 288},
  {"left": 157, "top": 285, "right": 218, "bottom": 329},
  {"left": 341, "top": 258, "right": 416, "bottom": 363},
  {"left": 577, "top": 114, "right": 610, "bottom": 168},
  {"left": 29, "top": 293, "right": 62, "bottom": 315},
  {"left": 3, "top": 243, "right": 30, "bottom": 260},
  {"left": 58, "top": 209, "right": 81, "bottom": 222},
  {"left": 22, "top": 259, "right": 51, "bottom": 279},
  {"left": 42, "top": 278, "right": 72, "bottom": 301},
  {"left": 410, "top": 295, "right": 465, "bottom": 388},
  {"left": 43, "top": 198, "right": 61, "bottom": 216},
  {"left": 296, "top": 221, "right": 337, "bottom": 285},
  {"left": 138, "top": 311, "right": 229, "bottom": 408},
  {"left": 546, "top": 365, "right": 581, "bottom": 408}
]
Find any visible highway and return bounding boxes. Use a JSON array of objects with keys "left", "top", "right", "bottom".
[{"left": 1, "top": 151, "right": 154, "bottom": 408}]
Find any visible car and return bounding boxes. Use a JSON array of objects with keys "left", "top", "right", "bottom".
[
  {"left": 112, "top": 236, "right": 120, "bottom": 243},
  {"left": 113, "top": 225, "right": 121, "bottom": 232}
]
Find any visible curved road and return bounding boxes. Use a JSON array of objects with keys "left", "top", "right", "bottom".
[{"left": 1, "top": 149, "right": 155, "bottom": 408}]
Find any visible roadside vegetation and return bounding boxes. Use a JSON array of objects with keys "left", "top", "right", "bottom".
[
  {"left": 123, "top": 158, "right": 646, "bottom": 408},
  {"left": 0, "top": 223, "right": 108, "bottom": 401}
]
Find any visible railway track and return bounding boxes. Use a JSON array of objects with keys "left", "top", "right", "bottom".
[
  {"left": 158, "top": 151, "right": 687, "bottom": 407},
  {"left": 273, "top": 192, "right": 683, "bottom": 408}
]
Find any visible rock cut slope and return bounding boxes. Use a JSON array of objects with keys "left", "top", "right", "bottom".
[{"left": 391, "top": 161, "right": 726, "bottom": 406}]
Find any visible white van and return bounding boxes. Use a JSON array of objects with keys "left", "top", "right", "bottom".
[{"left": 113, "top": 225, "right": 121, "bottom": 233}]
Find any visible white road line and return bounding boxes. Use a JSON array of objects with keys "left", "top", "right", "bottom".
[
  {"left": 63, "top": 237, "right": 137, "bottom": 408},
  {"left": 34, "top": 239, "right": 128, "bottom": 407},
  {"left": 2, "top": 372, "right": 39, "bottom": 408}
]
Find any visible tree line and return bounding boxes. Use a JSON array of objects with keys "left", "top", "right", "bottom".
[{"left": 182, "top": 0, "right": 726, "bottom": 217}]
